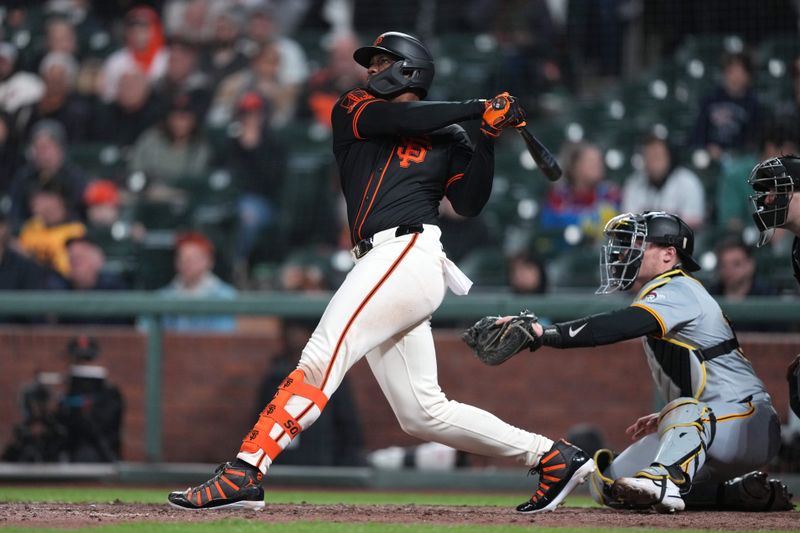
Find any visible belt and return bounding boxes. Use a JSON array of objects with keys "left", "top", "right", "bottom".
[{"left": 352, "top": 224, "right": 424, "bottom": 259}]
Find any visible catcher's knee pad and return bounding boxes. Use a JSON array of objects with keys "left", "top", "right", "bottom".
[
  {"left": 239, "top": 369, "right": 328, "bottom": 467},
  {"left": 647, "top": 397, "right": 715, "bottom": 486}
]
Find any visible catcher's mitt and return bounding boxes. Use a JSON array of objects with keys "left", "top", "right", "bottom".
[{"left": 462, "top": 312, "right": 541, "bottom": 366}]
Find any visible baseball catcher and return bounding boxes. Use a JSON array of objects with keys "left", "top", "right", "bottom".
[
  {"left": 465, "top": 211, "right": 793, "bottom": 513},
  {"left": 748, "top": 155, "right": 800, "bottom": 419}
]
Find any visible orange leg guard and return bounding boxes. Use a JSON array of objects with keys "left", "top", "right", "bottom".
[{"left": 239, "top": 369, "right": 328, "bottom": 464}]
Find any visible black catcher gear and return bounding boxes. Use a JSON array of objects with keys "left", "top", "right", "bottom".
[
  {"left": 598, "top": 211, "right": 700, "bottom": 294},
  {"left": 462, "top": 312, "right": 542, "bottom": 366},
  {"left": 748, "top": 155, "right": 798, "bottom": 246}
]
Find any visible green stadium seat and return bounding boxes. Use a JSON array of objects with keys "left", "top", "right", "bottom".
[
  {"left": 458, "top": 247, "right": 507, "bottom": 287},
  {"left": 547, "top": 246, "right": 601, "bottom": 290},
  {"left": 69, "top": 143, "right": 128, "bottom": 180}
]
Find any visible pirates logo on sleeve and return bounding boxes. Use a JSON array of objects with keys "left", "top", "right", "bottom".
[{"left": 644, "top": 290, "right": 664, "bottom": 303}]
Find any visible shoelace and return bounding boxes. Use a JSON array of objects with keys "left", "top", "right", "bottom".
[
  {"left": 187, "top": 463, "right": 240, "bottom": 497},
  {"left": 527, "top": 449, "right": 567, "bottom": 503}
]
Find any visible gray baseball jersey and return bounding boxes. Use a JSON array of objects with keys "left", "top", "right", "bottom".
[{"left": 631, "top": 269, "right": 769, "bottom": 405}]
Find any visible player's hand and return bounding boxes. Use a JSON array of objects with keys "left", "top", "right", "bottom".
[
  {"left": 787, "top": 354, "right": 800, "bottom": 381},
  {"left": 496, "top": 315, "right": 543, "bottom": 336},
  {"left": 625, "top": 413, "right": 659, "bottom": 441},
  {"left": 480, "top": 92, "right": 527, "bottom": 138}
]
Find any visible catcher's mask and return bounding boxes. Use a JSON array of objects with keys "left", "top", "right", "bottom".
[
  {"left": 748, "top": 155, "right": 798, "bottom": 246},
  {"left": 353, "top": 31, "right": 434, "bottom": 99},
  {"left": 597, "top": 211, "right": 700, "bottom": 294}
]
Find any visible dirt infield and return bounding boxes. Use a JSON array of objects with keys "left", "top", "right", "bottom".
[{"left": 0, "top": 502, "right": 797, "bottom": 530}]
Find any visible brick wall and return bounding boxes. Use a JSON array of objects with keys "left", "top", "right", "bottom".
[{"left": 1, "top": 326, "right": 797, "bottom": 465}]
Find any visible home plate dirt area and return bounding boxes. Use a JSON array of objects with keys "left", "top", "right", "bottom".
[{"left": 0, "top": 502, "right": 797, "bottom": 529}]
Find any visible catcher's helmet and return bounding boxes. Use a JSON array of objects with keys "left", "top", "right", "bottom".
[
  {"left": 748, "top": 155, "right": 798, "bottom": 246},
  {"left": 597, "top": 211, "right": 700, "bottom": 294},
  {"left": 353, "top": 31, "right": 434, "bottom": 98}
]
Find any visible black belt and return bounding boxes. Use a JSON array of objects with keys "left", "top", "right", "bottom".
[
  {"left": 353, "top": 224, "right": 424, "bottom": 259},
  {"left": 696, "top": 338, "right": 740, "bottom": 361}
]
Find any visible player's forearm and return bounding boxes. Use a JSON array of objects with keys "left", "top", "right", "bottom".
[
  {"left": 542, "top": 306, "right": 661, "bottom": 349},
  {"left": 446, "top": 137, "right": 494, "bottom": 217},
  {"left": 357, "top": 100, "right": 485, "bottom": 137}
]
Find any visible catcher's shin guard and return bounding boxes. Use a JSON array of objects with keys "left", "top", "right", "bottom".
[
  {"left": 237, "top": 369, "right": 328, "bottom": 473},
  {"left": 647, "top": 397, "right": 715, "bottom": 487}
]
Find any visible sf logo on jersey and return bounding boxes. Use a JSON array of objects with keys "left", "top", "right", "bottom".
[{"left": 397, "top": 137, "right": 432, "bottom": 168}]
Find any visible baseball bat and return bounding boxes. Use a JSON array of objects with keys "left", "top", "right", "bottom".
[{"left": 517, "top": 127, "right": 562, "bottom": 182}]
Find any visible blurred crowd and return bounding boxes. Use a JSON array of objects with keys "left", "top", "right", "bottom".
[{"left": 0, "top": 1, "right": 798, "bottom": 332}]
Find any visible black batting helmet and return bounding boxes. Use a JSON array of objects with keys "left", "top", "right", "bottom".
[
  {"left": 353, "top": 31, "right": 434, "bottom": 98},
  {"left": 597, "top": 211, "right": 700, "bottom": 294}
]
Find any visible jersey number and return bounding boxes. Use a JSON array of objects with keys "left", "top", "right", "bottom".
[{"left": 397, "top": 139, "right": 431, "bottom": 168}]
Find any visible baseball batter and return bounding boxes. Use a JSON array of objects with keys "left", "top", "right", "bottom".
[
  {"left": 168, "top": 31, "right": 594, "bottom": 513},
  {"left": 466, "top": 211, "right": 793, "bottom": 513},
  {"left": 748, "top": 155, "right": 800, "bottom": 418}
]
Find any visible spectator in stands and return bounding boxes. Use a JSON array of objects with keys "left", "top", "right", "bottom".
[
  {"left": 717, "top": 118, "right": 799, "bottom": 232},
  {"left": 100, "top": 6, "right": 167, "bottom": 103},
  {"left": 92, "top": 67, "right": 162, "bottom": 148},
  {"left": 17, "top": 183, "right": 86, "bottom": 277},
  {"left": 32, "top": 16, "right": 79, "bottom": 69},
  {"left": 621, "top": 134, "right": 705, "bottom": 229},
  {"left": 690, "top": 51, "right": 762, "bottom": 160},
  {"left": 438, "top": 197, "right": 491, "bottom": 263},
  {"left": 710, "top": 237, "right": 777, "bottom": 300},
  {"left": 83, "top": 179, "right": 121, "bottom": 231},
  {"left": 0, "top": 112, "right": 24, "bottom": 193},
  {"left": 244, "top": 2, "right": 310, "bottom": 91},
  {"left": 0, "top": 210, "right": 46, "bottom": 291},
  {"left": 153, "top": 37, "right": 211, "bottom": 113},
  {"left": 279, "top": 259, "right": 330, "bottom": 293},
  {"left": 304, "top": 32, "right": 365, "bottom": 130},
  {"left": 201, "top": 6, "right": 249, "bottom": 88},
  {"left": 709, "top": 237, "right": 780, "bottom": 332},
  {"left": 49, "top": 236, "right": 129, "bottom": 291},
  {"left": 0, "top": 42, "right": 45, "bottom": 118},
  {"left": 209, "top": 42, "right": 297, "bottom": 129},
  {"left": 508, "top": 251, "right": 548, "bottom": 294},
  {"left": 9, "top": 120, "right": 88, "bottom": 231},
  {"left": 23, "top": 52, "right": 92, "bottom": 143},
  {"left": 129, "top": 91, "right": 211, "bottom": 199},
  {"left": 216, "top": 91, "right": 286, "bottom": 278},
  {"left": 485, "top": 0, "right": 563, "bottom": 106},
  {"left": 163, "top": 0, "right": 215, "bottom": 45},
  {"left": 158, "top": 231, "right": 237, "bottom": 332},
  {"left": 255, "top": 319, "right": 365, "bottom": 466},
  {"left": 539, "top": 141, "right": 620, "bottom": 241},
  {"left": 42, "top": 0, "right": 106, "bottom": 60}
]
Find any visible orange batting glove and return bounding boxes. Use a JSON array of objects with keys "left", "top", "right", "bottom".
[{"left": 480, "top": 92, "right": 527, "bottom": 138}]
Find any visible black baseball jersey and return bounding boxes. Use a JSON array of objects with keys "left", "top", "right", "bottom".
[
  {"left": 331, "top": 88, "right": 492, "bottom": 245},
  {"left": 793, "top": 237, "right": 800, "bottom": 287}
]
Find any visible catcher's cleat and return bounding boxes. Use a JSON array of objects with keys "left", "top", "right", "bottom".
[
  {"left": 611, "top": 475, "right": 685, "bottom": 514},
  {"left": 516, "top": 439, "right": 595, "bottom": 514},
  {"left": 168, "top": 462, "right": 264, "bottom": 510}
]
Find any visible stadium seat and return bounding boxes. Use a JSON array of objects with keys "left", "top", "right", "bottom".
[
  {"left": 69, "top": 143, "right": 128, "bottom": 180},
  {"left": 547, "top": 246, "right": 601, "bottom": 290},
  {"left": 458, "top": 246, "right": 508, "bottom": 287}
]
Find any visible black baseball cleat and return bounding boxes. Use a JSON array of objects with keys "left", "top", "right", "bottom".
[
  {"left": 516, "top": 439, "right": 595, "bottom": 513},
  {"left": 168, "top": 462, "right": 265, "bottom": 510}
]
